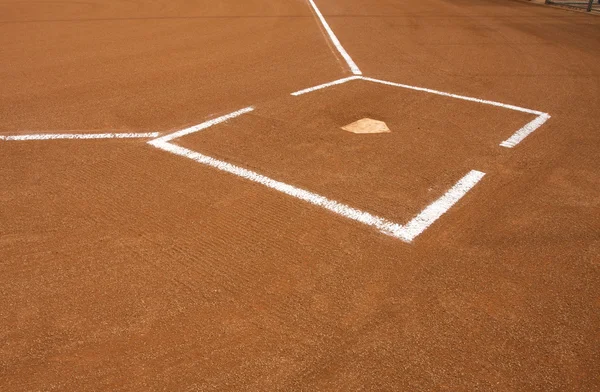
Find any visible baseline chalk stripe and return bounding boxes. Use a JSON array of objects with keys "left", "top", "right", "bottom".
[
  {"left": 291, "top": 76, "right": 361, "bottom": 96},
  {"left": 307, "top": 0, "right": 362, "bottom": 75},
  {"left": 2, "top": 132, "right": 160, "bottom": 141},
  {"left": 500, "top": 113, "right": 551, "bottom": 148},
  {"left": 151, "top": 107, "right": 254, "bottom": 144}
]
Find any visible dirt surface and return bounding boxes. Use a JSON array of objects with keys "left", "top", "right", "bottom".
[
  {"left": 1, "top": 0, "right": 599, "bottom": 390},
  {"left": 177, "top": 80, "right": 533, "bottom": 223}
]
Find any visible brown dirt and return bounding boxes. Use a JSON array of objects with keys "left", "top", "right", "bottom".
[
  {"left": 177, "top": 79, "right": 534, "bottom": 223},
  {"left": 1, "top": 0, "right": 599, "bottom": 390}
]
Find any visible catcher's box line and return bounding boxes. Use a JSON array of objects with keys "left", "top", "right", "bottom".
[
  {"left": 291, "top": 76, "right": 361, "bottom": 96},
  {"left": 291, "top": 75, "right": 550, "bottom": 148},
  {"left": 151, "top": 107, "right": 255, "bottom": 144},
  {"left": 500, "top": 113, "right": 550, "bottom": 148},
  {"left": 148, "top": 108, "right": 485, "bottom": 243},
  {"left": 361, "top": 77, "right": 550, "bottom": 148}
]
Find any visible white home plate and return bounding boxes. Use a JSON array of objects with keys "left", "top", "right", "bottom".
[{"left": 342, "top": 118, "right": 390, "bottom": 134}]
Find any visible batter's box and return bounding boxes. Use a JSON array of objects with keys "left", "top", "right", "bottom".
[{"left": 148, "top": 76, "right": 550, "bottom": 243}]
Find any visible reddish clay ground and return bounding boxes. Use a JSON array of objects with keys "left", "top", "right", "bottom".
[{"left": 1, "top": 0, "right": 599, "bottom": 390}]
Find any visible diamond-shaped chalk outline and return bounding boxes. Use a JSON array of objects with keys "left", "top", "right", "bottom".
[
  {"left": 342, "top": 118, "right": 390, "bottom": 134},
  {"left": 291, "top": 76, "right": 551, "bottom": 148},
  {"left": 145, "top": 74, "right": 552, "bottom": 242}
]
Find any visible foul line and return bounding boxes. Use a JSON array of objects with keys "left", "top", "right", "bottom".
[
  {"left": 1, "top": 132, "right": 159, "bottom": 141},
  {"left": 148, "top": 110, "right": 485, "bottom": 242},
  {"left": 306, "top": 0, "right": 362, "bottom": 75},
  {"left": 291, "top": 76, "right": 361, "bottom": 96}
]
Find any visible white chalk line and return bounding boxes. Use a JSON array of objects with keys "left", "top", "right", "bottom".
[
  {"left": 1, "top": 132, "right": 160, "bottom": 141},
  {"left": 151, "top": 107, "right": 254, "bottom": 144},
  {"left": 353, "top": 76, "right": 549, "bottom": 148},
  {"left": 148, "top": 109, "right": 485, "bottom": 242},
  {"left": 361, "top": 77, "right": 544, "bottom": 115},
  {"left": 291, "top": 76, "right": 361, "bottom": 96},
  {"left": 290, "top": 75, "right": 549, "bottom": 147},
  {"left": 500, "top": 113, "right": 550, "bottom": 148},
  {"left": 400, "top": 170, "right": 485, "bottom": 241},
  {"left": 307, "top": 0, "right": 362, "bottom": 75}
]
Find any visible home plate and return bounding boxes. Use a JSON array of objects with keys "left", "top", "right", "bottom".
[{"left": 342, "top": 118, "right": 390, "bottom": 134}]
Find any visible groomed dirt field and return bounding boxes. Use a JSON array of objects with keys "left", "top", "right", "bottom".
[{"left": 1, "top": 0, "right": 599, "bottom": 390}]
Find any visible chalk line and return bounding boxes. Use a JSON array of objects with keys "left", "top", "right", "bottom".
[
  {"left": 151, "top": 107, "right": 254, "bottom": 144},
  {"left": 361, "top": 77, "right": 544, "bottom": 115},
  {"left": 400, "top": 170, "right": 485, "bottom": 241},
  {"left": 292, "top": 76, "right": 546, "bottom": 118},
  {"left": 291, "top": 76, "right": 361, "bottom": 96},
  {"left": 359, "top": 77, "right": 550, "bottom": 147},
  {"left": 148, "top": 109, "right": 484, "bottom": 242},
  {"left": 1, "top": 132, "right": 160, "bottom": 141},
  {"left": 307, "top": 0, "right": 362, "bottom": 75},
  {"left": 500, "top": 113, "right": 550, "bottom": 148},
  {"left": 150, "top": 140, "right": 483, "bottom": 242}
]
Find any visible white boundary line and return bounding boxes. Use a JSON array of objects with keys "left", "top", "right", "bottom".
[
  {"left": 291, "top": 75, "right": 550, "bottom": 148},
  {"left": 148, "top": 110, "right": 485, "bottom": 242},
  {"left": 500, "top": 113, "right": 551, "bottom": 148},
  {"left": 400, "top": 170, "right": 485, "bottom": 241},
  {"left": 291, "top": 76, "right": 361, "bottom": 96},
  {"left": 307, "top": 0, "right": 362, "bottom": 75},
  {"left": 1, "top": 132, "right": 160, "bottom": 141},
  {"left": 151, "top": 107, "right": 254, "bottom": 144},
  {"left": 150, "top": 140, "right": 484, "bottom": 242},
  {"left": 360, "top": 77, "right": 551, "bottom": 148},
  {"left": 361, "top": 77, "right": 544, "bottom": 115}
]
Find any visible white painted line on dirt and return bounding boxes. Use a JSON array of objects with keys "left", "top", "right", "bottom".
[
  {"left": 2, "top": 132, "right": 160, "bottom": 141},
  {"left": 361, "top": 77, "right": 544, "bottom": 115},
  {"left": 399, "top": 170, "right": 486, "bottom": 242},
  {"left": 150, "top": 137, "right": 484, "bottom": 242},
  {"left": 500, "top": 113, "right": 550, "bottom": 148},
  {"left": 306, "top": 0, "right": 362, "bottom": 75},
  {"left": 291, "top": 76, "right": 361, "bottom": 96},
  {"left": 151, "top": 107, "right": 254, "bottom": 144},
  {"left": 149, "top": 140, "right": 405, "bottom": 239}
]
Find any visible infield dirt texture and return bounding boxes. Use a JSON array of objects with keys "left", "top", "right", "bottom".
[{"left": 1, "top": 0, "right": 599, "bottom": 390}]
